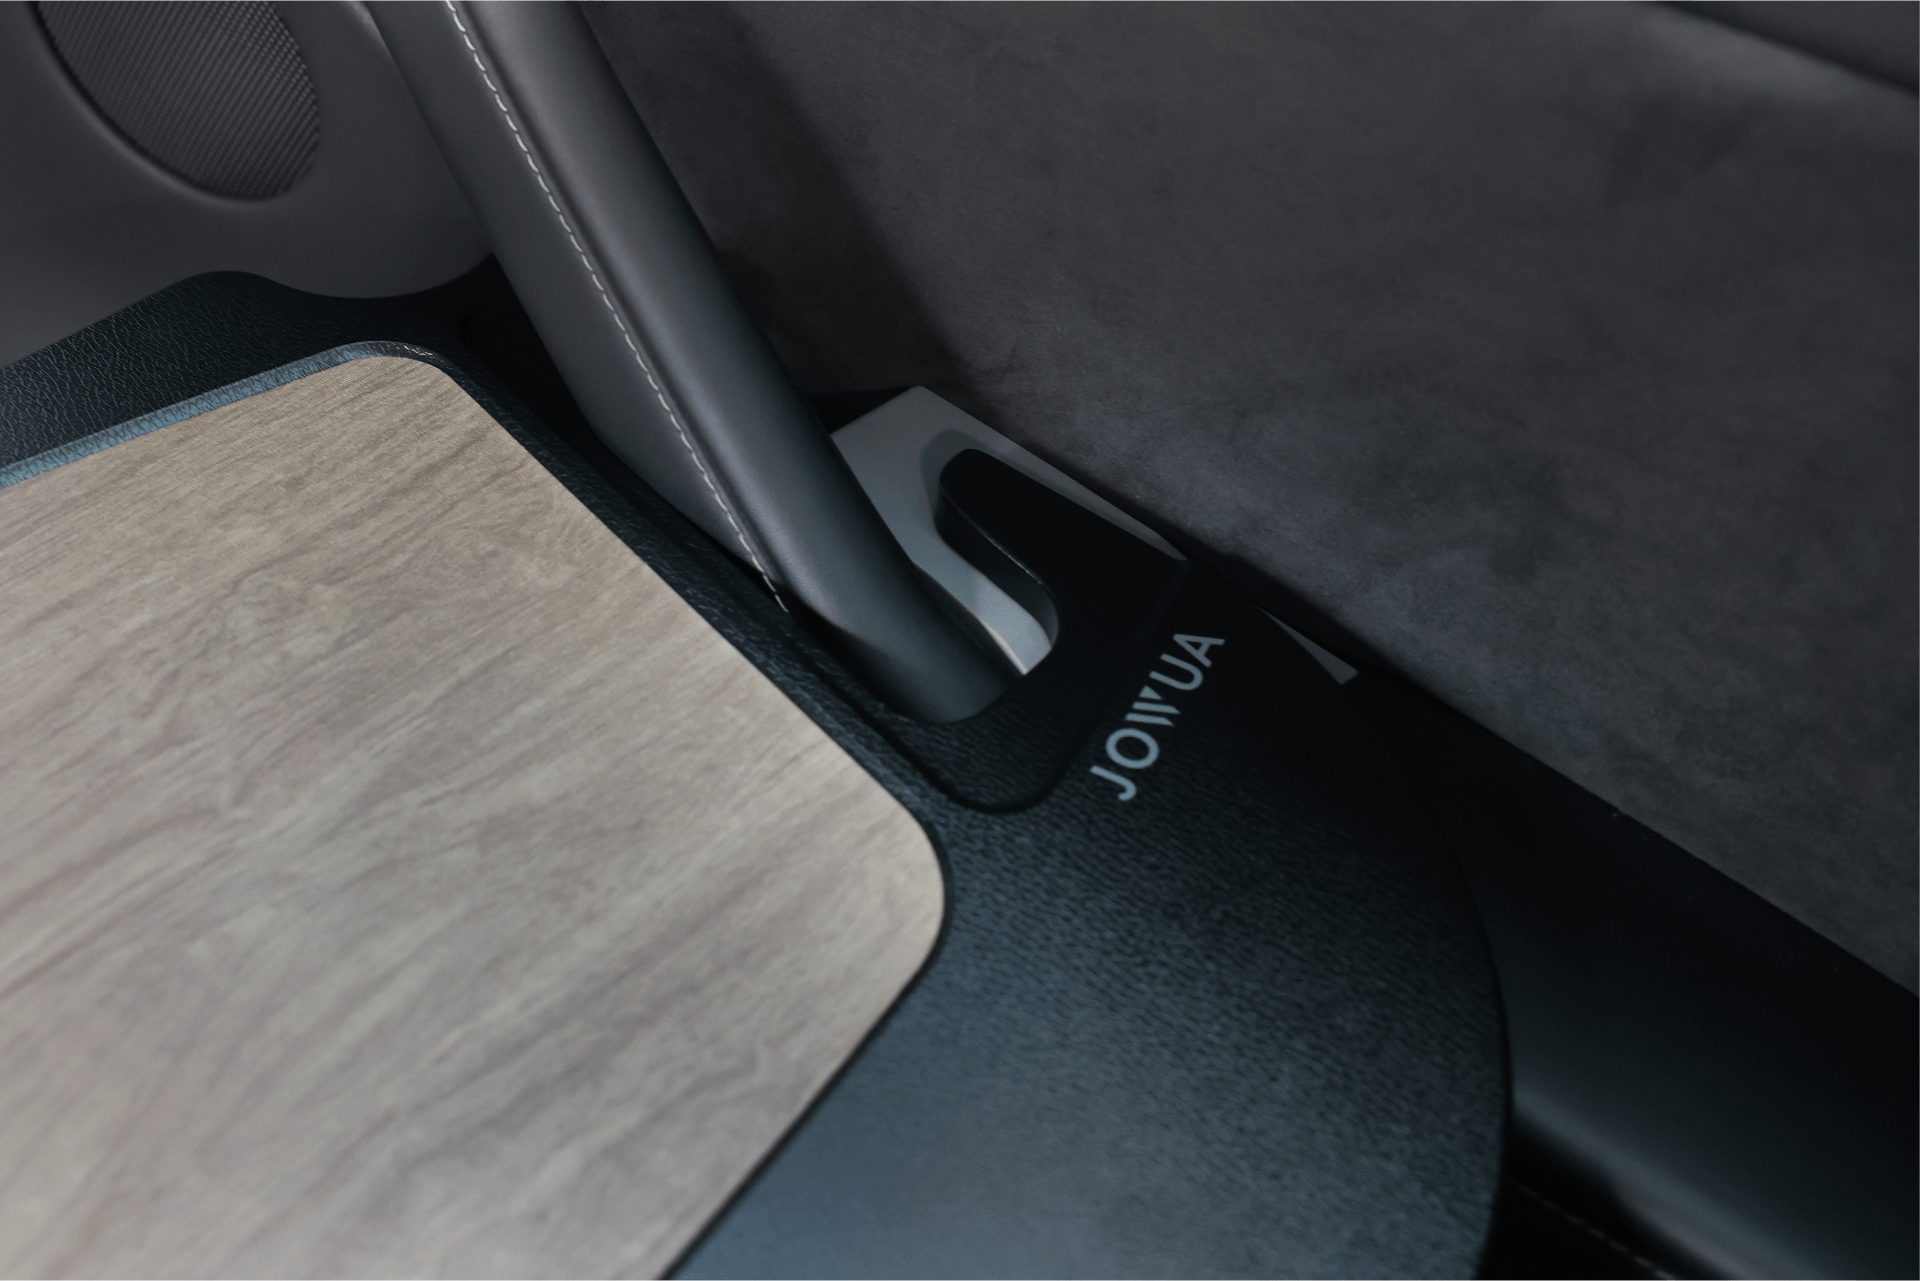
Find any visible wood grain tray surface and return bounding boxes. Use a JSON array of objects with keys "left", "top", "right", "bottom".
[{"left": 0, "top": 356, "right": 942, "bottom": 1278}]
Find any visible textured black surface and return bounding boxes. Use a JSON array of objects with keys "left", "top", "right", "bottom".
[
  {"left": 1352, "top": 671, "right": 1918, "bottom": 1279},
  {"left": 0, "top": 270, "right": 1508, "bottom": 1277},
  {"left": 674, "top": 537, "right": 1507, "bottom": 1280},
  {"left": 584, "top": 1, "right": 1919, "bottom": 990},
  {"left": 0, "top": 271, "right": 479, "bottom": 472},
  {"left": 36, "top": 1, "right": 319, "bottom": 200}
]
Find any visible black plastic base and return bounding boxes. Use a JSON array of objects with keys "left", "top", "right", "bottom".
[
  {"left": 674, "top": 451, "right": 1507, "bottom": 1279},
  {"left": 1, "top": 265, "right": 1508, "bottom": 1278}
]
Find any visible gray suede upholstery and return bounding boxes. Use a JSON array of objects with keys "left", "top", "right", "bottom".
[{"left": 586, "top": 2, "right": 1917, "bottom": 987}]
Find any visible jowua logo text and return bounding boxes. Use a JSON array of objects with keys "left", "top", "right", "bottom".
[{"left": 1088, "top": 633, "right": 1224, "bottom": 802}]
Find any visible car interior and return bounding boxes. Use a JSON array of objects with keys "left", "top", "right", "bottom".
[{"left": 0, "top": 2, "right": 1912, "bottom": 1277}]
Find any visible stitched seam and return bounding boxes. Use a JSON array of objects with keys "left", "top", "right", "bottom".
[
  {"left": 1510, "top": 1180, "right": 1677, "bottom": 1280},
  {"left": 441, "top": 0, "right": 783, "bottom": 606}
]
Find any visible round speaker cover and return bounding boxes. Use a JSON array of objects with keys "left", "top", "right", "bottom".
[{"left": 36, "top": 1, "right": 320, "bottom": 201}]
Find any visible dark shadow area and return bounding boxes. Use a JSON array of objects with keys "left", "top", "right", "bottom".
[
  {"left": 806, "top": 387, "right": 910, "bottom": 432},
  {"left": 1479, "top": 1179, "right": 1671, "bottom": 1280},
  {"left": 1350, "top": 669, "right": 1919, "bottom": 1280}
]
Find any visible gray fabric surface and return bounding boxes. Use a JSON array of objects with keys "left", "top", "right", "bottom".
[
  {"left": 587, "top": 2, "right": 1918, "bottom": 988},
  {"left": 1678, "top": 1, "right": 1919, "bottom": 91}
]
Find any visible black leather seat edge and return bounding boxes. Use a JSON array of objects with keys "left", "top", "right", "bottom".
[{"left": 367, "top": 0, "right": 1010, "bottom": 724}]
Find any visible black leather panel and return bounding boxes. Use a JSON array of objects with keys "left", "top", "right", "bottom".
[{"left": 366, "top": 1, "right": 1009, "bottom": 722}]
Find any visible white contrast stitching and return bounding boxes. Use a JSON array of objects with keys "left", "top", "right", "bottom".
[
  {"left": 441, "top": 1, "right": 784, "bottom": 605},
  {"left": 1510, "top": 1182, "right": 1676, "bottom": 1280}
]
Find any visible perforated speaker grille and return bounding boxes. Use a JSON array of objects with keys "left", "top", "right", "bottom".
[{"left": 35, "top": 1, "right": 320, "bottom": 201}]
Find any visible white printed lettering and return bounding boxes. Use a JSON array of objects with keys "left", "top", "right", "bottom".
[
  {"left": 1094, "top": 632, "right": 1228, "bottom": 802},
  {"left": 1174, "top": 634, "right": 1226, "bottom": 666},
  {"left": 1106, "top": 727, "right": 1160, "bottom": 769},
  {"left": 1152, "top": 654, "right": 1204, "bottom": 690},
  {"left": 1090, "top": 766, "right": 1137, "bottom": 800}
]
